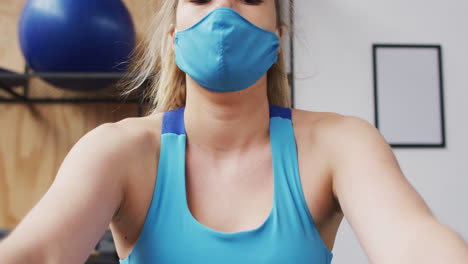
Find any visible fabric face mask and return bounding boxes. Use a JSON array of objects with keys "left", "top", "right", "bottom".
[{"left": 174, "top": 8, "right": 280, "bottom": 93}]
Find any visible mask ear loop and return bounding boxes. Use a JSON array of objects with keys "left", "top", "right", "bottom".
[
  {"left": 169, "top": 24, "right": 177, "bottom": 51},
  {"left": 276, "top": 29, "right": 281, "bottom": 54}
]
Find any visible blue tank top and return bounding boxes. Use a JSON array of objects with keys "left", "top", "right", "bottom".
[{"left": 120, "top": 105, "right": 333, "bottom": 263}]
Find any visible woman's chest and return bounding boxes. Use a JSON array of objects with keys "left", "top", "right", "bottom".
[
  {"left": 112, "top": 127, "right": 339, "bottom": 259},
  {"left": 183, "top": 142, "right": 335, "bottom": 233}
]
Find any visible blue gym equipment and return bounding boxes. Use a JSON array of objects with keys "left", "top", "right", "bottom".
[{"left": 18, "top": 0, "right": 136, "bottom": 91}]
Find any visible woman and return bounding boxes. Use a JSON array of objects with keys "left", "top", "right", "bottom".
[{"left": 1, "top": 0, "right": 468, "bottom": 263}]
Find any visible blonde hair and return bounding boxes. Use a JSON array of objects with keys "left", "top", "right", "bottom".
[{"left": 121, "top": 0, "right": 291, "bottom": 115}]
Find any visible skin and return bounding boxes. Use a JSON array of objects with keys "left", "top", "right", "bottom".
[{"left": 1, "top": 0, "right": 467, "bottom": 263}]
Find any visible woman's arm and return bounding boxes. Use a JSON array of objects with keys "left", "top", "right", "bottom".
[
  {"left": 326, "top": 116, "right": 468, "bottom": 263},
  {"left": 0, "top": 122, "right": 136, "bottom": 264}
]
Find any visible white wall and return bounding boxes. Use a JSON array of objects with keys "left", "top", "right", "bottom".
[{"left": 293, "top": 0, "right": 468, "bottom": 263}]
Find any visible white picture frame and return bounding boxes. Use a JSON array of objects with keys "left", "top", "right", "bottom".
[{"left": 373, "top": 44, "right": 446, "bottom": 148}]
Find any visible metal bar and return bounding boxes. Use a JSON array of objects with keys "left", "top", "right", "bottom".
[
  {"left": 0, "top": 72, "right": 158, "bottom": 79},
  {"left": 0, "top": 68, "right": 28, "bottom": 87},
  {"left": 0, "top": 81, "right": 27, "bottom": 101},
  {"left": 0, "top": 228, "right": 10, "bottom": 240},
  {"left": 0, "top": 69, "right": 155, "bottom": 104},
  {"left": 24, "top": 64, "right": 30, "bottom": 97}
]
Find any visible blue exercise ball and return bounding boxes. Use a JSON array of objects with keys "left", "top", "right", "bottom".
[{"left": 18, "top": 0, "right": 136, "bottom": 91}]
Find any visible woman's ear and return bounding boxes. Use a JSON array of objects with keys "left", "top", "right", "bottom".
[
  {"left": 278, "top": 26, "right": 284, "bottom": 40},
  {"left": 277, "top": 26, "right": 284, "bottom": 54},
  {"left": 169, "top": 24, "right": 176, "bottom": 50}
]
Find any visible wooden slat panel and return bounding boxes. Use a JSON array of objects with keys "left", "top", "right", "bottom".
[
  {"left": 0, "top": 103, "right": 140, "bottom": 228},
  {"left": 0, "top": 0, "right": 26, "bottom": 72},
  {"left": 0, "top": 0, "right": 158, "bottom": 228}
]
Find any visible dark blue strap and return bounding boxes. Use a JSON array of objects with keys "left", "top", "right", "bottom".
[
  {"left": 269, "top": 104, "right": 291, "bottom": 120},
  {"left": 162, "top": 107, "right": 186, "bottom": 135},
  {"left": 161, "top": 105, "right": 290, "bottom": 135}
]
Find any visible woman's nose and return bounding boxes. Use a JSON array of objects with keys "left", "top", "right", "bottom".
[{"left": 213, "top": 0, "right": 234, "bottom": 9}]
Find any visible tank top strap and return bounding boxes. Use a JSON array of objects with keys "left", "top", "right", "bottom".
[
  {"left": 268, "top": 105, "right": 321, "bottom": 238},
  {"left": 162, "top": 107, "right": 186, "bottom": 135},
  {"left": 148, "top": 107, "right": 188, "bottom": 226}
]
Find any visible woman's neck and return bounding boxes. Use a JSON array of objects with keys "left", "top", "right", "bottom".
[{"left": 184, "top": 75, "right": 270, "bottom": 155}]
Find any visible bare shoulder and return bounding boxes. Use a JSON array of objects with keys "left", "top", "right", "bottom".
[
  {"left": 292, "top": 108, "right": 398, "bottom": 197},
  {"left": 291, "top": 108, "right": 391, "bottom": 215},
  {"left": 84, "top": 113, "right": 164, "bottom": 173},
  {"left": 59, "top": 113, "right": 163, "bottom": 184},
  {"left": 0, "top": 113, "right": 165, "bottom": 263},
  {"left": 103, "top": 113, "right": 168, "bottom": 257},
  {"left": 110, "top": 113, "right": 164, "bottom": 152},
  {"left": 290, "top": 108, "right": 393, "bottom": 186},
  {"left": 291, "top": 108, "right": 384, "bottom": 150},
  {"left": 290, "top": 108, "right": 345, "bottom": 148},
  {"left": 107, "top": 112, "right": 164, "bottom": 192},
  {"left": 290, "top": 108, "right": 346, "bottom": 133}
]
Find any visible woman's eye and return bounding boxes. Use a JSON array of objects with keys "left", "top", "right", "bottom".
[
  {"left": 243, "top": 0, "right": 264, "bottom": 5},
  {"left": 190, "top": 0, "right": 210, "bottom": 4},
  {"left": 190, "top": 0, "right": 264, "bottom": 5}
]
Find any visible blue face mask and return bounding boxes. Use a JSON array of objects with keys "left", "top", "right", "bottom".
[{"left": 175, "top": 8, "right": 280, "bottom": 93}]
